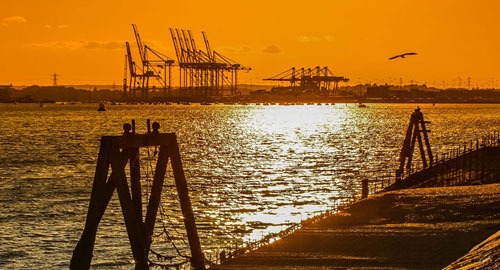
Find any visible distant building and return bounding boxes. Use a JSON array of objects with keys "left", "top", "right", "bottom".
[
  {"left": 366, "top": 86, "right": 390, "bottom": 98},
  {"left": 0, "top": 85, "right": 12, "bottom": 102}
]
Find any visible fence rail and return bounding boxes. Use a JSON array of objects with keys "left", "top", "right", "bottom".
[
  {"left": 205, "top": 197, "right": 359, "bottom": 268},
  {"left": 367, "top": 131, "right": 500, "bottom": 194}
]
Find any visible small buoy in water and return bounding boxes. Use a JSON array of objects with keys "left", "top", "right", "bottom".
[{"left": 97, "top": 102, "right": 106, "bottom": 111}]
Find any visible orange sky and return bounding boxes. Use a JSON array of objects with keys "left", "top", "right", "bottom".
[{"left": 1, "top": 0, "right": 500, "bottom": 88}]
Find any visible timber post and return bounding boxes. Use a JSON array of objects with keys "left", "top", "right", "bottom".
[
  {"left": 396, "top": 107, "right": 433, "bottom": 180},
  {"left": 169, "top": 134, "right": 206, "bottom": 269},
  {"left": 71, "top": 120, "right": 206, "bottom": 270}
]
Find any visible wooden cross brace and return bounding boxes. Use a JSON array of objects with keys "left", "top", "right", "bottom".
[
  {"left": 70, "top": 131, "right": 205, "bottom": 270},
  {"left": 396, "top": 108, "right": 434, "bottom": 180}
]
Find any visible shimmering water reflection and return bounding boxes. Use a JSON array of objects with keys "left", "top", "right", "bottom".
[{"left": 1, "top": 103, "right": 499, "bottom": 268}]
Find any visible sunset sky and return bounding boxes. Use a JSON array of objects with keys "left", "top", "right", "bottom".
[{"left": 1, "top": 0, "right": 500, "bottom": 88}]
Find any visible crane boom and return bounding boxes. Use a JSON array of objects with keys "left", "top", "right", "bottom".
[
  {"left": 132, "top": 24, "right": 145, "bottom": 64},
  {"left": 202, "top": 32, "right": 213, "bottom": 60},
  {"left": 125, "top": 42, "right": 135, "bottom": 76},
  {"left": 181, "top": 29, "right": 193, "bottom": 63},
  {"left": 175, "top": 29, "right": 188, "bottom": 63},
  {"left": 187, "top": 30, "right": 197, "bottom": 52},
  {"left": 169, "top": 28, "right": 181, "bottom": 63}
]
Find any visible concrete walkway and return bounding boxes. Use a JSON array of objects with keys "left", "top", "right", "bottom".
[{"left": 214, "top": 184, "right": 500, "bottom": 270}]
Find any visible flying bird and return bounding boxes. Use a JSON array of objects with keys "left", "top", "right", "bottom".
[{"left": 389, "top": 52, "right": 418, "bottom": 60}]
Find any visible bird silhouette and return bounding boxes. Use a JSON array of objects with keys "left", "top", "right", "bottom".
[{"left": 389, "top": 52, "right": 417, "bottom": 60}]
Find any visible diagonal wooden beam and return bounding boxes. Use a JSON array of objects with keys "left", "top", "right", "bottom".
[
  {"left": 71, "top": 139, "right": 129, "bottom": 269},
  {"left": 168, "top": 135, "right": 206, "bottom": 270},
  {"left": 70, "top": 140, "right": 111, "bottom": 270},
  {"left": 130, "top": 148, "right": 143, "bottom": 224},
  {"left": 398, "top": 113, "right": 416, "bottom": 177},
  {"left": 407, "top": 118, "right": 419, "bottom": 171},
  {"left": 416, "top": 124, "right": 428, "bottom": 168},
  {"left": 144, "top": 146, "right": 169, "bottom": 253},
  {"left": 419, "top": 115, "right": 434, "bottom": 164},
  {"left": 109, "top": 144, "right": 149, "bottom": 270}
]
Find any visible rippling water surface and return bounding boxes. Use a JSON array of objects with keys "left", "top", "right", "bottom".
[{"left": 1, "top": 103, "right": 499, "bottom": 269}]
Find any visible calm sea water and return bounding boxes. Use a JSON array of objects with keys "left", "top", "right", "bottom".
[{"left": 1, "top": 103, "right": 499, "bottom": 269}]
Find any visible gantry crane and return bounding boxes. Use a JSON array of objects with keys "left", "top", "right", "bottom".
[
  {"left": 170, "top": 28, "right": 251, "bottom": 97},
  {"left": 124, "top": 24, "right": 175, "bottom": 100},
  {"left": 264, "top": 67, "right": 349, "bottom": 95}
]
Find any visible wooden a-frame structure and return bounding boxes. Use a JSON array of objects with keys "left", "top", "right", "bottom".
[
  {"left": 70, "top": 122, "right": 205, "bottom": 270},
  {"left": 396, "top": 108, "right": 433, "bottom": 180}
]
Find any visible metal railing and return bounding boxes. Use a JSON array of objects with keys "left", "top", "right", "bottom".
[
  {"left": 366, "top": 131, "right": 500, "bottom": 194},
  {"left": 207, "top": 131, "right": 500, "bottom": 269},
  {"left": 206, "top": 197, "right": 359, "bottom": 268}
]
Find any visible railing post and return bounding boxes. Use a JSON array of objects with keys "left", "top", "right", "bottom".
[
  {"left": 456, "top": 148, "right": 459, "bottom": 184},
  {"left": 481, "top": 147, "right": 484, "bottom": 183},
  {"left": 469, "top": 144, "right": 472, "bottom": 183},
  {"left": 361, "top": 179, "right": 369, "bottom": 199},
  {"left": 447, "top": 151, "right": 450, "bottom": 185}
]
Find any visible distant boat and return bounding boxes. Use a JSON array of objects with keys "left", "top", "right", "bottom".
[
  {"left": 97, "top": 103, "right": 106, "bottom": 111},
  {"left": 358, "top": 103, "right": 367, "bottom": 108}
]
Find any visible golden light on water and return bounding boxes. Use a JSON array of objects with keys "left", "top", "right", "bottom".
[
  {"left": 2, "top": 0, "right": 500, "bottom": 267},
  {"left": 2, "top": 103, "right": 500, "bottom": 268},
  {"left": 226, "top": 104, "right": 362, "bottom": 242}
]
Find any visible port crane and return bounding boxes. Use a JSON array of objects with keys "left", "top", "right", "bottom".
[
  {"left": 124, "top": 24, "right": 175, "bottom": 99},
  {"left": 170, "top": 28, "right": 251, "bottom": 97},
  {"left": 264, "top": 67, "right": 349, "bottom": 95}
]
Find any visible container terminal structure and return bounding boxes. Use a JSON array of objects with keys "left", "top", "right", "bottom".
[
  {"left": 170, "top": 28, "right": 251, "bottom": 97},
  {"left": 124, "top": 24, "right": 175, "bottom": 100},
  {"left": 123, "top": 24, "right": 251, "bottom": 100},
  {"left": 264, "top": 66, "right": 349, "bottom": 96}
]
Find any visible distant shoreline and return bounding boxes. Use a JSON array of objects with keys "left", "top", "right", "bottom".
[
  {"left": 3, "top": 100, "right": 500, "bottom": 105},
  {"left": 2, "top": 85, "right": 500, "bottom": 104}
]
